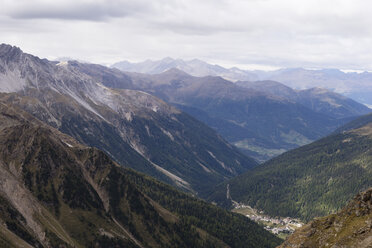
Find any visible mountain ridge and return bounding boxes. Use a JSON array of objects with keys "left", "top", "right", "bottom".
[
  {"left": 111, "top": 57, "right": 372, "bottom": 106},
  {"left": 87, "top": 65, "right": 356, "bottom": 161},
  {"left": 0, "top": 101, "right": 281, "bottom": 247},
  {"left": 106, "top": 60, "right": 370, "bottom": 161},
  {"left": 111, "top": 57, "right": 259, "bottom": 82},
  {"left": 0, "top": 44, "right": 257, "bottom": 195},
  {"left": 236, "top": 80, "right": 371, "bottom": 119}
]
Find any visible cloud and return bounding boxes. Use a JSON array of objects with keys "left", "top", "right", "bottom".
[
  {"left": 1, "top": 0, "right": 372, "bottom": 70},
  {"left": 5, "top": 0, "right": 152, "bottom": 21}
]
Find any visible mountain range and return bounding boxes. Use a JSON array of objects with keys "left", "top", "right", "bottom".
[
  {"left": 1, "top": 43, "right": 371, "bottom": 247},
  {"left": 112, "top": 57, "right": 258, "bottom": 82},
  {"left": 236, "top": 80, "right": 370, "bottom": 119},
  {"left": 0, "top": 44, "right": 257, "bottom": 196},
  {"left": 78, "top": 61, "right": 370, "bottom": 161},
  {"left": 208, "top": 112, "right": 372, "bottom": 222},
  {"left": 0, "top": 101, "right": 281, "bottom": 248},
  {"left": 112, "top": 57, "right": 372, "bottom": 106},
  {"left": 259, "top": 68, "right": 372, "bottom": 106}
]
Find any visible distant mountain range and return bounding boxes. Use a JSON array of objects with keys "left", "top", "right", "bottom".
[
  {"left": 112, "top": 58, "right": 372, "bottom": 106},
  {"left": 208, "top": 112, "right": 372, "bottom": 221},
  {"left": 0, "top": 44, "right": 256, "bottom": 196},
  {"left": 259, "top": 68, "right": 372, "bottom": 106},
  {"left": 82, "top": 61, "right": 370, "bottom": 161},
  {"left": 112, "top": 57, "right": 258, "bottom": 82},
  {"left": 236, "top": 80, "right": 370, "bottom": 119}
]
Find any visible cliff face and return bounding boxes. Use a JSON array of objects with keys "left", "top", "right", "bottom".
[{"left": 279, "top": 188, "right": 372, "bottom": 248}]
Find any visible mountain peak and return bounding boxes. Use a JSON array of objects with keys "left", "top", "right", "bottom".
[
  {"left": 160, "top": 67, "right": 190, "bottom": 76},
  {"left": 189, "top": 58, "right": 205, "bottom": 63},
  {"left": 160, "top": 57, "right": 176, "bottom": 63},
  {"left": 0, "top": 43, "right": 23, "bottom": 59}
]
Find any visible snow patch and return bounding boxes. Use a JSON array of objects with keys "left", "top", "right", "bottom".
[
  {"left": 63, "top": 141, "right": 73, "bottom": 148},
  {"left": 125, "top": 112, "right": 132, "bottom": 121},
  {"left": 152, "top": 106, "right": 159, "bottom": 112},
  {"left": 56, "top": 61, "right": 68, "bottom": 67}
]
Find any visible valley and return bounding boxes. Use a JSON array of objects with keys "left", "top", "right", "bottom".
[
  {"left": 227, "top": 184, "right": 303, "bottom": 239},
  {"left": 233, "top": 204, "right": 304, "bottom": 240},
  {"left": 74, "top": 62, "right": 370, "bottom": 162},
  {"left": 0, "top": 44, "right": 256, "bottom": 196},
  {"left": 2, "top": 0, "right": 372, "bottom": 247},
  {"left": 0, "top": 99, "right": 281, "bottom": 248},
  {"left": 0, "top": 43, "right": 370, "bottom": 247},
  {"left": 209, "top": 112, "right": 372, "bottom": 223}
]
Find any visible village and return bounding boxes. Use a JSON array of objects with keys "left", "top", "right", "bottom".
[{"left": 232, "top": 203, "right": 303, "bottom": 238}]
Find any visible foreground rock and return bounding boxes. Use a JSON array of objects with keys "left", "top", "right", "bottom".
[{"left": 279, "top": 188, "right": 372, "bottom": 248}]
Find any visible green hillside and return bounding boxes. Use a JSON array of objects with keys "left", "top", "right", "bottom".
[{"left": 209, "top": 115, "right": 372, "bottom": 221}]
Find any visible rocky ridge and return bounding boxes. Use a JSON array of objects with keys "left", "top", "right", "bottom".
[{"left": 279, "top": 188, "right": 372, "bottom": 248}]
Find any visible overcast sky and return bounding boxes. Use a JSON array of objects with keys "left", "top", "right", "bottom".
[{"left": 1, "top": 0, "right": 371, "bottom": 70}]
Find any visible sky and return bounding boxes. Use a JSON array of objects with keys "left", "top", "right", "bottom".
[{"left": 1, "top": 0, "right": 372, "bottom": 70}]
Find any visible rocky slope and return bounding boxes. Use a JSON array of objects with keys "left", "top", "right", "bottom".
[
  {"left": 279, "top": 188, "right": 372, "bottom": 248},
  {"left": 0, "top": 102, "right": 281, "bottom": 248},
  {"left": 0, "top": 44, "right": 256, "bottom": 195},
  {"left": 208, "top": 113, "right": 372, "bottom": 221}
]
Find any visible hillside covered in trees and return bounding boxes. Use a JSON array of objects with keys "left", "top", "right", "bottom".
[{"left": 209, "top": 113, "right": 372, "bottom": 221}]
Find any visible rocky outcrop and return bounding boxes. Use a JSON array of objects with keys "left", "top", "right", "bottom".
[{"left": 279, "top": 188, "right": 372, "bottom": 248}]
